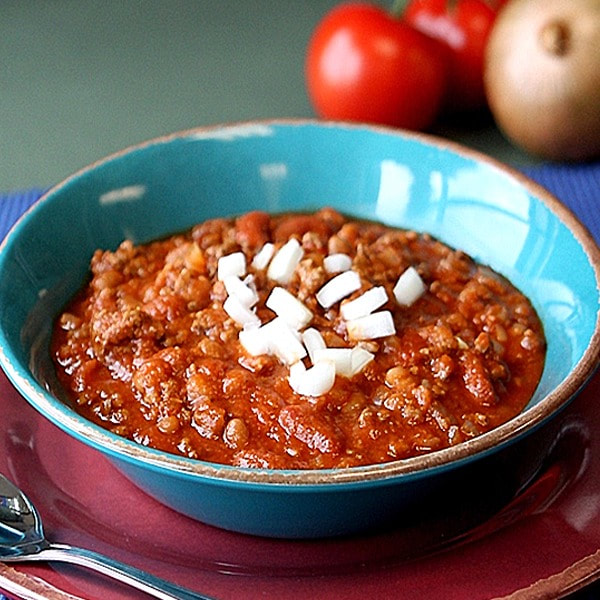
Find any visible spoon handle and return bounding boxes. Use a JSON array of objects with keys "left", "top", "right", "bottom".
[{"left": 29, "top": 543, "right": 214, "bottom": 600}]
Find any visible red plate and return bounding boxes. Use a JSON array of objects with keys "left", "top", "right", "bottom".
[{"left": 1, "top": 366, "right": 599, "bottom": 600}]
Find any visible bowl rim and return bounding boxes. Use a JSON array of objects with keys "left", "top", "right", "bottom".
[{"left": 1, "top": 118, "right": 600, "bottom": 486}]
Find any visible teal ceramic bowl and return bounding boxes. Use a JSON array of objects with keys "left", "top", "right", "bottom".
[{"left": 1, "top": 121, "right": 599, "bottom": 539}]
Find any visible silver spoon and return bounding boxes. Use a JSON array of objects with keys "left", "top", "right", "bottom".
[{"left": 0, "top": 473, "right": 214, "bottom": 600}]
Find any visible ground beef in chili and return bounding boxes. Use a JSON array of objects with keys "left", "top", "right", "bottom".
[{"left": 52, "top": 208, "right": 546, "bottom": 469}]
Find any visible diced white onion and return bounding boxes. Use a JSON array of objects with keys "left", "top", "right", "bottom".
[
  {"left": 349, "top": 346, "right": 375, "bottom": 376},
  {"left": 252, "top": 243, "right": 275, "bottom": 270},
  {"left": 313, "top": 347, "right": 353, "bottom": 377},
  {"left": 393, "top": 266, "right": 426, "bottom": 306},
  {"left": 223, "top": 296, "right": 260, "bottom": 328},
  {"left": 288, "top": 359, "right": 336, "bottom": 397},
  {"left": 261, "top": 318, "right": 307, "bottom": 365},
  {"left": 340, "top": 286, "right": 388, "bottom": 321},
  {"left": 302, "top": 328, "right": 326, "bottom": 362},
  {"left": 289, "top": 360, "right": 307, "bottom": 385},
  {"left": 266, "top": 287, "right": 313, "bottom": 329},
  {"left": 239, "top": 326, "right": 270, "bottom": 356},
  {"left": 243, "top": 273, "right": 257, "bottom": 289},
  {"left": 217, "top": 252, "right": 246, "bottom": 281},
  {"left": 263, "top": 316, "right": 302, "bottom": 340},
  {"left": 316, "top": 270, "right": 361, "bottom": 309},
  {"left": 324, "top": 253, "right": 352, "bottom": 274},
  {"left": 223, "top": 275, "right": 258, "bottom": 307},
  {"left": 267, "top": 238, "right": 304, "bottom": 284},
  {"left": 225, "top": 233, "right": 419, "bottom": 396},
  {"left": 346, "top": 311, "right": 395, "bottom": 340}
]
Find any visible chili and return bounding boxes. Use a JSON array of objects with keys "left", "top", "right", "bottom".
[{"left": 52, "top": 208, "right": 546, "bottom": 469}]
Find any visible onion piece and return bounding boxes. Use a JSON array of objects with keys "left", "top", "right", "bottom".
[
  {"left": 239, "top": 326, "right": 270, "bottom": 356},
  {"left": 223, "top": 296, "right": 261, "bottom": 328},
  {"left": 346, "top": 311, "right": 395, "bottom": 340},
  {"left": 349, "top": 346, "right": 375, "bottom": 376},
  {"left": 393, "top": 266, "right": 426, "bottom": 306},
  {"left": 266, "top": 287, "right": 313, "bottom": 329},
  {"left": 243, "top": 274, "right": 258, "bottom": 297},
  {"left": 217, "top": 252, "right": 246, "bottom": 281},
  {"left": 267, "top": 238, "right": 304, "bottom": 284},
  {"left": 223, "top": 275, "right": 259, "bottom": 308},
  {"left": 313, "top": 347, "right": 353, "bottom": 377},
  {"left": 252, "top": 243, "right": 275, "bottom": 270},
  {"left": 302, "top": 328, "right": 326, "bottom": 362},
  {"left": 263, "top": 316, "right": 302, "bottom": 341},
  {"left": 239, "top": 317, "right": 306, "bottom": 364},
  {"left": 316, "top": 270, "right": 361, "bottom": 309},
  {"left": 261, "top": 317, "right": 307, "bottom": 365},
  {"left": 288, "top": 359, "right": 336, "bottom": 397},
  {"left": 340, "top": 286, "right": 388, "bottom": 321},
  {"left": 324, "top": 253, "right": 352, "bottom": 274},
  {"left": 289, "top": 360, "right": 307, "bottom": 385}
]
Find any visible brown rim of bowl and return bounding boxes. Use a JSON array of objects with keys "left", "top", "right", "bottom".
[{"left": 4, "top": 118, "right": 600, "bottom": 486}]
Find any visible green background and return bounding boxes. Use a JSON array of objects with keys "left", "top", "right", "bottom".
[{"left": 0, "top": 0, "right": 533, "bottom": 192}]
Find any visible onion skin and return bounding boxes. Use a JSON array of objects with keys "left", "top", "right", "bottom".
[{"left": 484, "top": 0, "right": 600, "bottom": 161}]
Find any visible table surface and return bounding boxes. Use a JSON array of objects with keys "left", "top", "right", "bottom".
[{"left": 0, "top": 0, "right": 538, "bottom": 192}]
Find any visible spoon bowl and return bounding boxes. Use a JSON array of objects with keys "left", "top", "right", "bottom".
[{"left": 0, "top": 475, "right": 46, "bottom": 557}]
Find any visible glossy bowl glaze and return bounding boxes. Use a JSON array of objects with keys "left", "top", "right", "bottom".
[{"left": 0, "top": 120, "right": 599, "bottom": 538}]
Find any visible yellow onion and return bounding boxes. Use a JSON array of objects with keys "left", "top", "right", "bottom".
[{"left": 484, "top": 0, "right": 600, "bottom": 161}]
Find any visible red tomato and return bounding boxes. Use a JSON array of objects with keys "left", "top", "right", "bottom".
[
  {"left": 404, "top": 0, "right": 504, "bottom": 111},
  {"left": 305, "top": 3, "right": 448, "bottom": 131}
]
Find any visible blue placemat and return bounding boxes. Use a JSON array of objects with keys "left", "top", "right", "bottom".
[
  {"left": 0, "top": 187, "right": 46, "bottom": 242},
  {"left": 521, "top": 161, "right": 600, "bottom": 244},
  {"left": 1, "top": 162, "right": 599, "bottom": 243}
]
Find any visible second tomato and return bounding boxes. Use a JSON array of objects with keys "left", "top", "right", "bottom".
[
  {"left": 305, "top": 3, "right": 448, "bottom": 131},
  {"left": 404, "top": 0, "right": 505, "bottom": 111}
]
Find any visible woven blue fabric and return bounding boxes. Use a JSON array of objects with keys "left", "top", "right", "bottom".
[
  {"left": 0, "top": 188, "right": 46, "bottom": 242},
  {"left": 521, "top": 161, "right": 600, "bottom": 244}
]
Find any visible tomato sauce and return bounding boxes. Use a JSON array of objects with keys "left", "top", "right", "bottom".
[{"left": 52, "top": 208, "right": 546, "bottom": 469}]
